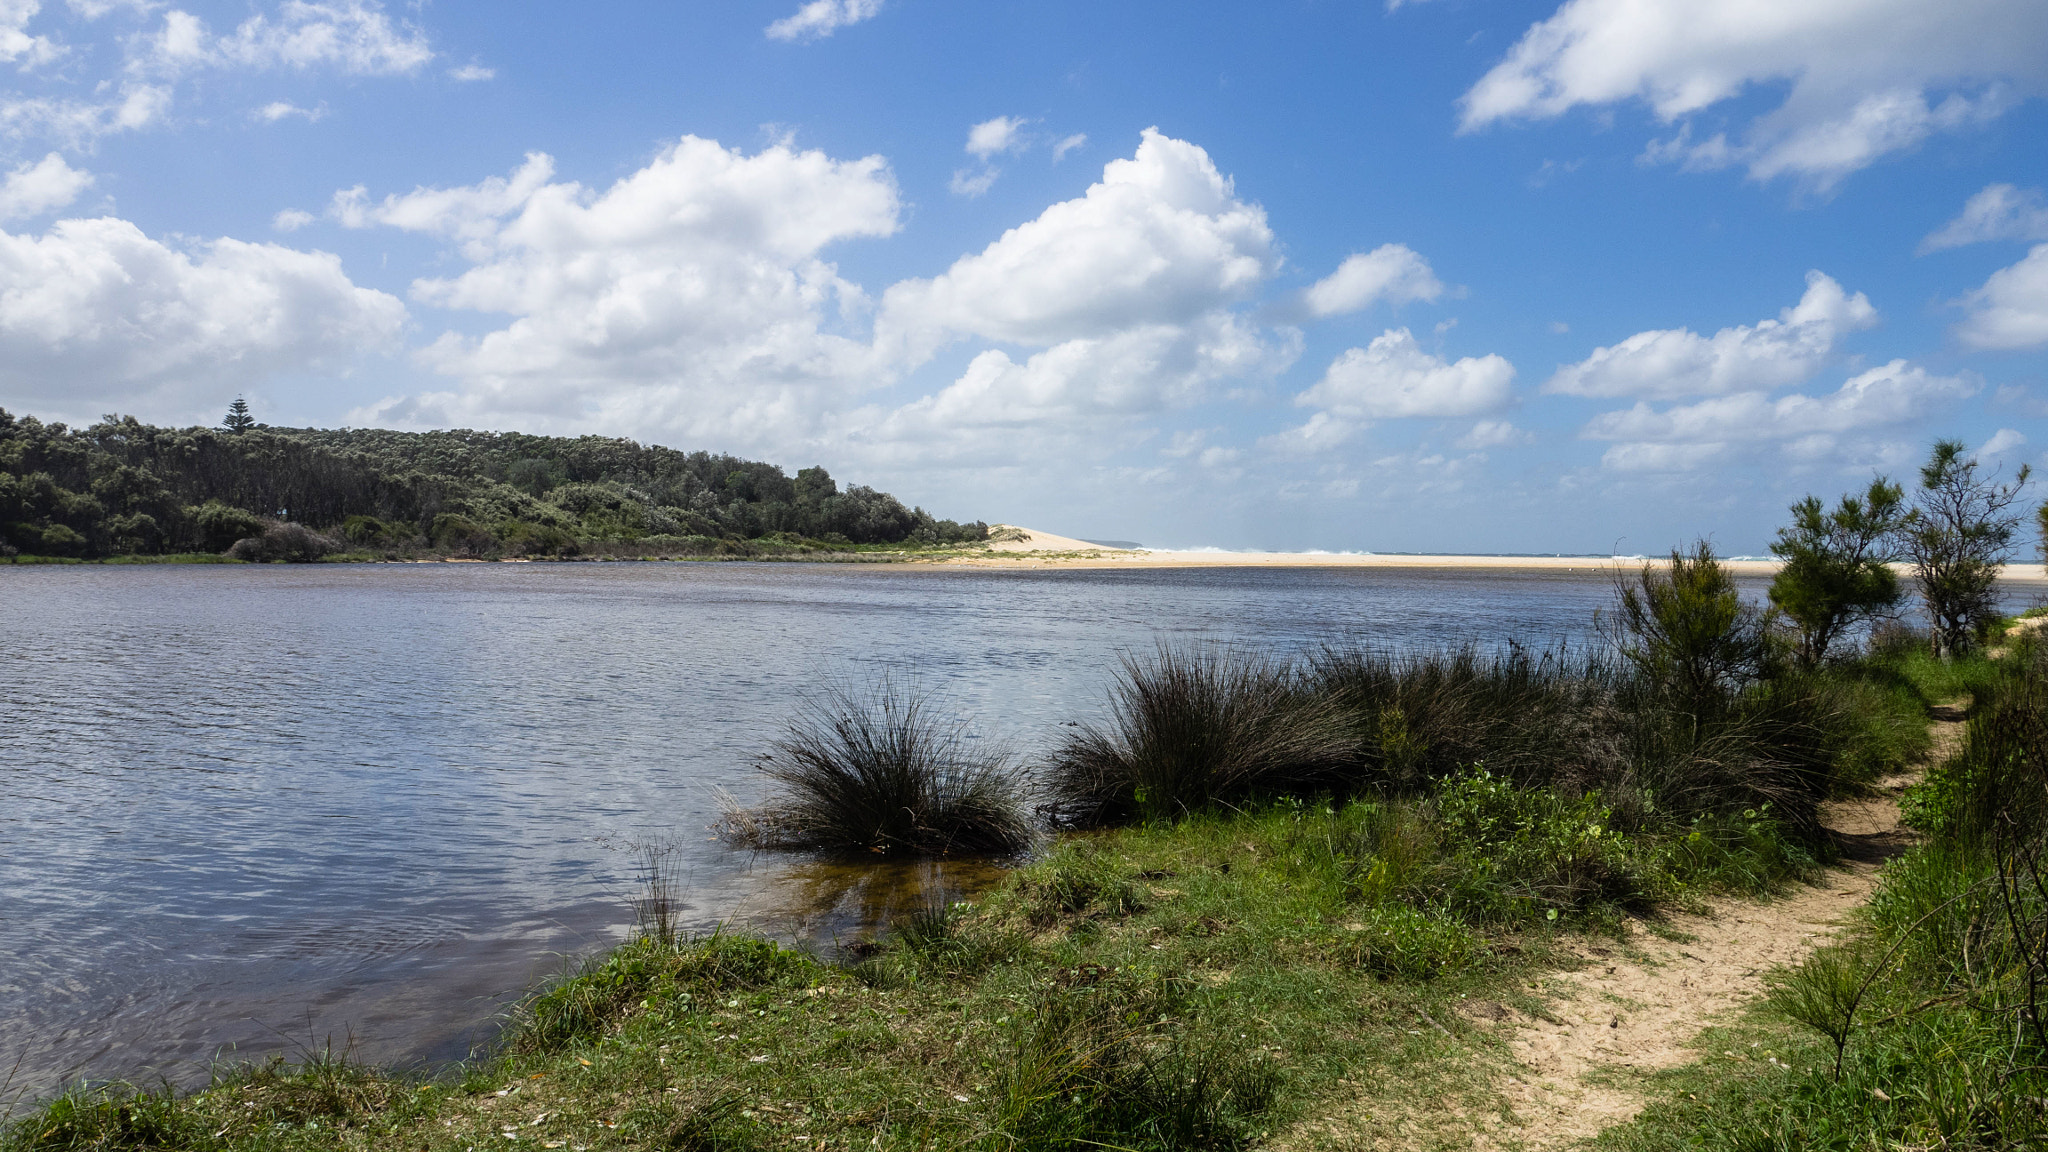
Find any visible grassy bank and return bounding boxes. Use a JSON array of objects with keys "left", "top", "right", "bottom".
[
  {"left": 1592, "top": 624, "right": 2047, "bottom": 1152},
  {"left": 14, "top": 533, "right": 2027, "bottom": 1151},
  {"left": 3, "top": 793, "right": 1814, "bottom": 1152},
  {"left": 6, "top": 626, "right": 1962, "bottom": 1150}
]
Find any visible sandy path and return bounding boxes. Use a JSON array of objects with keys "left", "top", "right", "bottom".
[
  {"left": 1463, "top": 705, "right": 1966, "bottom": 1149},
  {"left": 1285, "top": 704, "right": 1966, "bottom": 1152}
]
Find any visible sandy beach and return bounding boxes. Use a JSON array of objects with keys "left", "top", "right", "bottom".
[{"left": 939, "top": 526, "right": 2048, "bottom": 583}]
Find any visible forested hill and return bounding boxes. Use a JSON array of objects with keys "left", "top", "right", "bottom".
[{"left": 0, "top": 409, "right": 988, "bottom": 560}]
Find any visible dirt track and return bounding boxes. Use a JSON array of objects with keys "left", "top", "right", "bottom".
[{"left": 1290, "top": 703, "right": 1967, "bottom": 1151}]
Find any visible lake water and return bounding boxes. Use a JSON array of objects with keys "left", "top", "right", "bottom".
[{"left": 1, "top": 560, "right": 2036, "bottom": 1097}]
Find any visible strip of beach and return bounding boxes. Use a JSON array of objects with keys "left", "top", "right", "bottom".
[{"left": 934, "top": 526, "right": 2048, "bottom": 583}]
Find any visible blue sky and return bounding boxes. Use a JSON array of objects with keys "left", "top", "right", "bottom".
[{"left": 2, "top": 0, "right": 2045, "bottom": 553}]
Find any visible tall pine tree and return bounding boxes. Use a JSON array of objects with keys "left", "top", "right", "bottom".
[{"left": 220, "top": 397, "right": 255, "bottom": 434}]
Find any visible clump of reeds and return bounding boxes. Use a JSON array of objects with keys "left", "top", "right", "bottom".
[
  {"left": 721, "top": 682, "right": 1032, "bottom": 857},
  {"left": 1040, "top": 645, "right": 1360, "bottom": 827},
  {"left": 1304, "top": 642, "right": 1623, "bottom": 794}
]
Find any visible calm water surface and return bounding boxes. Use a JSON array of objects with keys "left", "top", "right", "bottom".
[{"left": 2, "top": 560, "right": 2020, "bottom": 1096}]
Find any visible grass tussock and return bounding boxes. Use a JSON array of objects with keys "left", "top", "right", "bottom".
[
  {"left": 720, "top": 683, "right": 1033, "bottom": 858},
  {"left": 1042, "top": 645, "right": 1360, "bottom": 827}
]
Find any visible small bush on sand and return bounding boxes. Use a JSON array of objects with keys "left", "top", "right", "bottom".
[
  {"left": 722, "top": 683, "right": 1032, "bottom": 857},
  {"left": 1042, "top": 646, "right": 1360, "bottom": 827}
]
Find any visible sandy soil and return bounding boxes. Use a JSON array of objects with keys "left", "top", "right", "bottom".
[
  {"left": 1289, "top": 704, "right": 1967, "bottom": 1152},
  {"left": 948, "top": 526, "right": 2048, "bottom": 582}
]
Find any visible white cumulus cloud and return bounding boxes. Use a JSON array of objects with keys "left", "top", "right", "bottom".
[
  {"left": 341, "top": 137, "right": 901, "bottom": 441},
  {"left": 2, "top": 0, "right": 65, "bottom": 68},
  {"left": 1302, "top": 244, "right": 1445, "bottom": 317},
  {"left": 966, "top": 116, "right": 1029, "bottom": 160},
  {"left": 1922, "top": 183, "right": 2048, "bottom": 253},
  {"left": 0, "top": 152, "right": 90, "bottom": 220},
  {"left": 765, "top": 0, "right": 879, "bottom": 43},
  {"left": 1954, "top": 243, "right": 2048, "bottom": 351},
  {"left": 1459, "top": 0, "right": 2048, "bottom": 190},
  {"left": 867, "top": 130, "right": 1293, "bottom": 462},
  {"left": 1545, "top": 271, "right": 1876, "bottom": 400},
  {"left": 881, "top": 128, "right": 1275, "bottom": 357},
  {"left": 1295, "top": 327, "right": 1514, "bottom": 421},
  {"left": 1583, "top": 360, "right": 1976, "bottom": 471},
  {"left": 447, "top": 63, "right": 492, "bottom": 82},
  {"left": 0, "top": 216, "right": 406, "bottom": 414}
]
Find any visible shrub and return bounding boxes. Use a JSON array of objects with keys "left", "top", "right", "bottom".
[
  {"left": 192, "top": 499, "right": 266, "bottom": 552},
  {"left": 1042, "top": 645, "right": 1360, "bottom": 827},
  {"left": 226, "top": 522, "right": 341, "bottom": 563},
  {"left": 720, "top": 683, "right": 1032, "bottom": 857},
  {"left": 1604, "top": 540, "right": 1774, "bottom": 710},
  {"left": 429, "top": 512, "right": 494, "bottom": 557},
  {"left": 1432, "top": 765, "right": 1650, "bottom": 918}
]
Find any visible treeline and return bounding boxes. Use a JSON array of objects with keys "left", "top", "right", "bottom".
[{"left": 0, "top": 408, "right": 989, "bottom": 560}]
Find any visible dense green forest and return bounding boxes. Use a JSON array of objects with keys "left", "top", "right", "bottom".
[{"left": 0, "top": 407, "right": 988, "bottom": 561}]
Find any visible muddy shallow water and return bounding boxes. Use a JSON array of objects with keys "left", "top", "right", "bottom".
[{"left": 3, "top": 560, "right": 2018, "bottom": 1096}]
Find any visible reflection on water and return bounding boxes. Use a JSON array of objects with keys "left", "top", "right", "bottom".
[
  {"left": 2, "top": 560, "right": 2034, "bottom": 1097},
  {"left": 759, "top": 856, "right": 1021, "bottom": 947}
]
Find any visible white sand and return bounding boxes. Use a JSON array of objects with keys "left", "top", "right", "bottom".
[{"left": 946, "top": 525, "right": 2048, "bottom": 582}]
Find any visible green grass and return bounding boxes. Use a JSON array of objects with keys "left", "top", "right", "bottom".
[
  {"left": 4, "top": 787, "right": 1825, "bottom": 1152},
  {"left": 1595, "top": 644, "right": 2048, "bottom": 1152}
]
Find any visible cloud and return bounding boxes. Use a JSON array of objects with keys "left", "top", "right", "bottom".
[
  {"left": 1302, "top": 244, "right": 1445, "bottom": 317},
  {"left": 1457, "top": 419, "right": 1529, "bottom": 449},
  {"left": 1053, "top": 133, "right": 1087, "bottom": 162},
  {"left": 2, "top": 0, "right": 66, "bottom": 68},
  {"left": 330, "top": 150, "right": 557, "bottom": 245},
  {"left": 867, "top": 130, "right": 1293, "bottom": 463},
  {"left": 1954, "top": 243, "right": 2048, "bottom": 350},
  {"left": 966, "top": 116, "right": 1029, "bottom": 160},
  {"left": 447, "top": 63, "right": 492, "bottom": 82},
  {"left": 272, "top": 208, "right": 313, "bottom": 231},
  {"left": 1978, "top": 427, "right": 2027, "bottom": 459},
  {"left": 340, "top": 137, "right": 900, "bottom": 440},
  {"left": 1583, "top": 359, "right": 1976, "bottom": 471},
  {"left": 1294, "top": 327, "right": 1514, "bottom": 421},
  {"left": 765, "top": 0, "right": 879, "bottom": 43},
  {"left": 0, "top": 84, "right": 171, "bottom": 146},
  {"left": 1459, "top": 0, "right": 2048, "bottom": 190},
  {"left": 0, "top": 152, "right": 91, "bottom": 220},
  {"left": 1544, "top": 271, "right": 1876, "bottom": 400},
  {"left": 948, "top": 167, "right": 998, "bottom": 198},
  {"left": 136, "top": 1, "right": 433, "bottom": 77},
  {"left": 254, "top": 100, "right": 321, "bottom": 122},
  {"left": 0, "top": 215, "right": 406, "bottom": 413},
  {"left": 1921, "top": 183, "right": 2048, "bottom": 253},
  {"left": 882, "top": 129, "right": 1275, "bottom": 357}
]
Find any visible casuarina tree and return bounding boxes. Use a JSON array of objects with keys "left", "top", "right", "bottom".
[
  {"left": 1900, "top": 439, "right": 2032, "bottom": 657},
  {"left": 1767, "top": 478, "right": 1907, "bottom": 666},
  {"left": 1607, "top": 540, "right": 1773, "bottom": 711}
]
